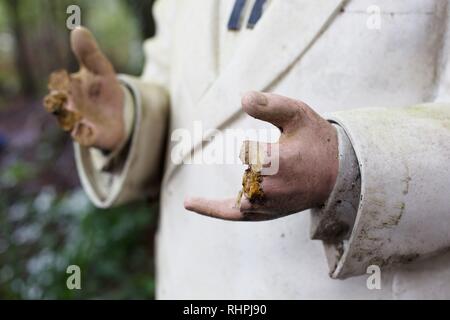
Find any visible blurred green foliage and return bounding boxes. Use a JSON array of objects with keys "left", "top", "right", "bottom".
[
  {"left": 0, "top": 185, "right": 157, "bottom": 299},
  {"left": 0, "top": 0, "right": 157, "bottom": 299}
]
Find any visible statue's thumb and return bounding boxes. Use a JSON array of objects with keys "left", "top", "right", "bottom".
[
  {"left": 70, "top": 26, "right": 114, "bottom": 75},
  {"left": 241, "top": 91, "right": 302, "bottom": 133}
]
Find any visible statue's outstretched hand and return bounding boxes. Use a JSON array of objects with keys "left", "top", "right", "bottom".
[
  {"left": 184, "top": 91, "right": 339, "bottom": 221},
  {"left": 44, "top": 26, "right": 125, "bottom": 152}
]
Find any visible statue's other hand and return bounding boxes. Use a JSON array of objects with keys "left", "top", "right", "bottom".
[{"left": 44, "top": 26, "right": 125, "bottom": 152}]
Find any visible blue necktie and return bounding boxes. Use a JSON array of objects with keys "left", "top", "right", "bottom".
[
  {"left": 247, "top": 0, "right": 266, "bottom": 29},
  {"left": 227, "top": 0, "right": 267, "bottom": 31}
]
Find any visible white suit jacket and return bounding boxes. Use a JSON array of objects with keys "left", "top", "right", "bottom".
[{"left": 75, "top": 0, "right": 450, "bottom": 299}]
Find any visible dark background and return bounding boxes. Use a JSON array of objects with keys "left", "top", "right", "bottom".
[{"left": 0, "top": 0, "right": 159, "bottom": 299}]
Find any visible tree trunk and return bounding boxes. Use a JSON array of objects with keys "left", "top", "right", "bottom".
[
  {"left": 124, "top": 0, "right": 156, "bottom": 40},
  {"left": 5, "top": 0, "right": 37, "bottom": 98}
]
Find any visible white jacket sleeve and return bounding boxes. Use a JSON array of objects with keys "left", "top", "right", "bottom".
[
  {"left": 74, "top": 0, "right": 174, "bottom": 208},
  {"left": 319, "top": 104, "right": 450, "bottom": 279}
]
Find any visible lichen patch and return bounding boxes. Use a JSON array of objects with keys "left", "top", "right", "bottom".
[
  {"left": 43, "top": 70, "right": 82, "bottom": 132},
  {"left": 242, "top": 166, "right": 264, "bottom": 202}
]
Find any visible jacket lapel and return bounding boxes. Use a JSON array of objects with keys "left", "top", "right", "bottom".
[{"left": 164, "top": 0, "right": 348, "bottom": 183}]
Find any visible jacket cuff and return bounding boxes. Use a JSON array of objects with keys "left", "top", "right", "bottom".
[
  {"left": 310, "top": 124, "right": 361, "bottom": 242},
  {"left": 322, "top": 105, "right": 450, "bottom": 279},
  {"left": 74, "top": 74, "right": 169, "bottom": 208},
  {"left": 89, "top": 82, "right": 136, "bottom": 172}
]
